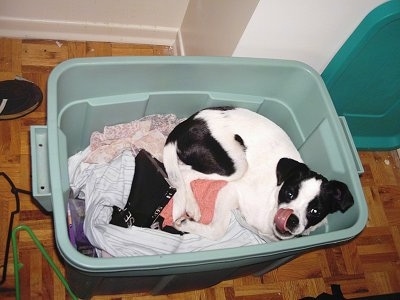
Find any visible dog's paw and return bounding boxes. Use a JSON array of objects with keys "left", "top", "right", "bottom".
[
  {"left": 173, "top": 218, "right": 217, "bottom": 239},
  {"left": 174, "top": 216, "right": 190, "bottom": 232},
  {"left": 174, "top": 215, "right": 187, "bottom": 226},
  {"left": 174, "top": 216, "right": 196, "bottom": 233}
]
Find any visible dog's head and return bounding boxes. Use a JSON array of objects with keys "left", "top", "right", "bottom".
[{"left": 272, "top": 158, "right": 354, "bottom": 240}]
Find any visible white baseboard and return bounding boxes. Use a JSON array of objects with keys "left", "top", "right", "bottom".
[
  {"left": 397, "top": 148, "right": 400, "bottom": 159},
  {"left": 0, "top": 17, "right": 178, "bottom": 46}
]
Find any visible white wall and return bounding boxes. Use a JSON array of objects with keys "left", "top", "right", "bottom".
[
  {"left": 233, "top": 0, "right": 388, "bottom": 73},
  {"left": 0, "top": 0, "right": 390, "bottom": 68},
  {"left": 0, "top": 0, "right": 189, "bottom": 45},
  {"left": 179, "top": 0, "right": 259, "bottom": 56}
]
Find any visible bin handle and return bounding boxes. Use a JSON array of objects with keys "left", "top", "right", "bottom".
[
  {"left": 30, "top": 126, "right": 53, "bottom": 211},
  {"left": 338, "top": 116, "right": 364, "bottom": 175}
]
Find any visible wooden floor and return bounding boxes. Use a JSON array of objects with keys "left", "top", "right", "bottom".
[{"left": 0, "top": 38, "right": 399, "bottom": 300}]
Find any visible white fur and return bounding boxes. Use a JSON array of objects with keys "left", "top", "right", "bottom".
[{"left": 163, "top": 108, "right": 320, "bottom": 241}]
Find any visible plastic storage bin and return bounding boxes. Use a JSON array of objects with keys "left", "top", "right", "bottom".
[{"left": 30, "top": 56, "right": 367, "bottom": 298}]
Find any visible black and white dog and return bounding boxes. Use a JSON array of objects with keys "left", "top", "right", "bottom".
[{"left": 163, "top": 106, "right": 354, "bottom": 241}]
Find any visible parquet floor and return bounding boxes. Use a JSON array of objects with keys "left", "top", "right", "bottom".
[{"left": 0, "top": 38, "right": 399, "bottom": 300}]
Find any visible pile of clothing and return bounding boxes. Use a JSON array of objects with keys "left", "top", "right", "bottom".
[{"left": 67, "top": 114, "right": 266, "bottom": 258}]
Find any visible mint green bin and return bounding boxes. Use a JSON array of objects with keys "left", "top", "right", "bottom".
[{"left": 30, "top": 56, "right": 367, "bottom": 298}]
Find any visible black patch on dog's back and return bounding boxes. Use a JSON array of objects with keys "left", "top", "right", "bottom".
[
  {"left": 166, "top": 109, "right": 237, "bottom": 176},
  {"left": 205, "top": 106, "right": 235, "bottom": 111}
]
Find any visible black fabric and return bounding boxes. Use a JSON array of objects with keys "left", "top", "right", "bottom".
[{"left": 110, "top": 149, "right": 176, "bottom": 229}]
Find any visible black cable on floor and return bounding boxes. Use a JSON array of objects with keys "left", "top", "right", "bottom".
[{"left": 0, "top": 172, "right": 31, "bottom": 287}]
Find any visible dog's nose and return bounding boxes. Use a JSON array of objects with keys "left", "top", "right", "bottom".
[{"left": 286, "top": 214, "right": 299, "bottom": 232}]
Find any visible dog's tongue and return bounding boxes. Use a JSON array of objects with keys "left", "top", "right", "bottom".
[{"left": 274, "top": 208, "right": 294, "bottom": 233}]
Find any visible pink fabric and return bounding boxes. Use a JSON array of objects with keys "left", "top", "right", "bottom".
[
  {"left": 161, "top": 179, "right": 228, "bottom": 226},
  {"left": 84, "top": 114, "right": 183, "bottom": 164}
]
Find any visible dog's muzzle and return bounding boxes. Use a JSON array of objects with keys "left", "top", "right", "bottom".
[{"left": 274, "top": 208, "right": 299, "bottom": 234}]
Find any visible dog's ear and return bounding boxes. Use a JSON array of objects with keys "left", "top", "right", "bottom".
[
  {"left": 324, "top": 180, "right": 354, "bottom": 213},
  {"left": 276, "top": 158, "right": 308, "bottom": 186}
]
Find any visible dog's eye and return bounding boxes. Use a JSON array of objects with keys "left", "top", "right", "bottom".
[
  {"left": 285, "top": 190, "right": 295, "bottom": 200},
  {"left": 279, "top": 186, "right": 298, "bottom": 204},
  {"left": 308, "top": 208, "right": 320, "bottom": 217}
]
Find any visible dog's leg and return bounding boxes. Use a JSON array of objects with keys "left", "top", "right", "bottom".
[
  {"left": 172, "top": 167, "right": 201, "bottom": 223},
  {"left": 184, "top": 187, "right": 201, "bottom": 222},
  {"left": 164, "top": 143, "right": 187, "bottom": 221},
  {"left": 174, "top": 184, "right": 238, "bottom": 240},
  {"left": 175, "top": 171, "right": 201, "bottom": 223},
  {"left": 163, "top": 143, "right": 201, "bottom": 222}
]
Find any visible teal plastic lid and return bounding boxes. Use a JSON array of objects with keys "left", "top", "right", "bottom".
[{"left": 322, "top": 0, "right": 400, "bottom": 150}]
